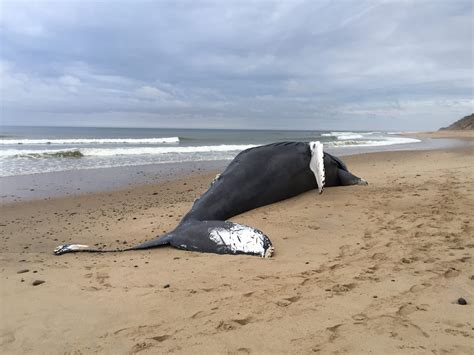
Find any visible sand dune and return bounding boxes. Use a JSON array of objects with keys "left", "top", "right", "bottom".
[{"left": 1, "top": 147, "right": 473, "bottom": 354}]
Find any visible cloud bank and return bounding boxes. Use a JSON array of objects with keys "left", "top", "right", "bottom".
[{"left": 1, "top": 0, "right": 472, "bottom": 130}]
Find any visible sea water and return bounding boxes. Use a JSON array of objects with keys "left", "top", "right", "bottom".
[{"left": 0, "top": 126, "right": 420, "bottom": 177}]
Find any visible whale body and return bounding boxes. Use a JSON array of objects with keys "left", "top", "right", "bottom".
[{"left": 54, "top": 141, "right": 367, "bottom": 257}]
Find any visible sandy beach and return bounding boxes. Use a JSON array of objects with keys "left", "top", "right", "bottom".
[
  {"left": 1, "top": 143, "right": 473, "bottom": 354},
  {"left": 404, "top": 130, "right": 474, "bottom": 139}
]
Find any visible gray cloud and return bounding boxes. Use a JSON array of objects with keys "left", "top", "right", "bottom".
[{"left": 0, "top": 0, "right": 472, "bottom": 130}]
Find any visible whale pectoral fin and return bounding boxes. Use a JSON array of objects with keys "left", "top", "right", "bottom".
[
  {"left": 54, "top": 244, "right": 91, "bottom": 255},
  {"left": 169, "top": 221, "right": 274, "bottom": 257},
  {"left": 338, "top": 169, "right": 368, "bottom": 186},
  {"left": 54, "top": 234, "right": 172, "bottom": 255},
  {"left": 309, "top": 141, "right": 325, "bottom": 193},
  {"left": 207, "top": 222, "right": 274, "bottom": 257}
]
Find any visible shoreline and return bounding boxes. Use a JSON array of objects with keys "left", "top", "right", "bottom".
[
  {"left": 0, "top": 160, "right": 228, "bottom": 203},
  {"left": 1, "top": 133, "right": 471, "bottom": 203},
  {"left": 1, "top": 145, "right": 473, "bottom": 353}
]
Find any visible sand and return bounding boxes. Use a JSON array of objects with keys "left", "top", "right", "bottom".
[
  {"left": 1, "top": 145, "right": 473, "bottom": 354},
  {"left": 404, "top": 130, "right": 474, "bottom": 139}
]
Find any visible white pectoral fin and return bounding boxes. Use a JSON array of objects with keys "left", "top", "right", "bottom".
[
  {"left": 309, "top": 141, "right": 325, "bottom": 193},
  {"left": 208, "top": 223, "right": 273, "bottom": 257},
  {"left": 54, "top": 244, "right": 90, "bottom": 255}
]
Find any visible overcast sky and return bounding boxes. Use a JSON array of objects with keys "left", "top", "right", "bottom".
[{"left": 0, "top": 0, "right": 472, "bottom": 130}]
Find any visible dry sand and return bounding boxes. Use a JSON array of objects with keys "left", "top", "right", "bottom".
[
  {"left": 405, "top": 130, "right": 474, "bottom": 139},
  {"left": 1, "top": 145, "right": 473, "bottom": 354}
]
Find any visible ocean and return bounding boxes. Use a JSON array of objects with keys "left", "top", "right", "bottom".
[{"left": 0, "top": 126, "right": 421, "bottom": 177}]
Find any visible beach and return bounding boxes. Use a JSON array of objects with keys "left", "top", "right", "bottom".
[
  {"left": 404, "top": 130, "right": 474, "bottom": 139},
  {"left": 1, "top": 142, "right": 473, "bottom": 353}
]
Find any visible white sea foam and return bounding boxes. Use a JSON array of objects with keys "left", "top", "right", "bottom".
[
  {"left": 81, "top": 145, "right": 257, "bottom": 156},
  {"left": 327, "top": 136, "right": 420, "bottom": 147},
  {"left": 387, "top": 131, "right": 419, "bottom": 135},
  {"left": 0, "top": 148, "right": 79, "bottom": 158},
  {"left": 0, "top": 137, "right": 180, "bottom": 145},
  {"left": 0, "top": 144, "right": 258, "bottom": 158},
  {"left": 321, "top": 132, "right": 364, "bottom": 140}
]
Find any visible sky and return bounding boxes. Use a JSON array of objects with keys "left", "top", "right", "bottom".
[{"left": 0, "top": 0, "right": 472, "bottom": 130}]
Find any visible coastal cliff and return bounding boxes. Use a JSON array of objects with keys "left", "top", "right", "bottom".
[{"left": 440, "top": 113, "right": 474, "bottom": 130}]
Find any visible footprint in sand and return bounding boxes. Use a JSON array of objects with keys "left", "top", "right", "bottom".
[
  {"left": 216, "top": 317, "right": 253, "bottom": 331},
  {"left": 112, "top": 323, "right": 162, "bottom": 337},
  {"left": 276, "top": 295, "right": 301, "bottom": 307},
  {"left": 130, "top": 342, "right": 153, "bottom": 353},
  {"left": 331, "top": 283, "right": 357, "bottom": 295},
  {"left": 326, "top": 324, "right": 343, "bottom": 342},
  {"left": 371, "top": 252, "right": 386, "bottom": 260},
  {"left": 397, "top": 304, "right": 418, "bottom": 316},
  {"left": 339, "top": 244, "right": 357, "bottom": 257},
  {"left": 352, "top": 313, "right": 367, "bottom": 324},
  {"left": 328, "top": 263, "right": 343, "bottom": 271},
  {"left": 409, "top": 282, "right": 431, "bottom": 293},
  {"left": 150, "top": 334, "right": 170, "bottom": 342},
  {"left": 233, "top": 317, "right": 253, "bottom": 326},
  {"left": 191, "top": 310, "right": 216, "bottom": 319},
  {"left": 95, "top": 271, "right": 110, "bottom": 286},
  {"left": 300, "top": 276, "right": 313, "bottom": 286},
  {"left": 444, "top": 328, "right": 471, "bottom": 337},
  {"left": 216, "top": 321, "right": 235, "bottom": 331},
  {"left": 0, "top": 331, "right": 16, "bottom": 347},
  {"left": 444, "top": 268, "right": 461, "bottom": 278}
]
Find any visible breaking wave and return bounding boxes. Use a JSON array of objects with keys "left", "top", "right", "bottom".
[
  {"left": 14, "top": 150, "right": 84, "bottom": 158},
  {"left": 321, "top": 131, "right": 365, "bottom": 140},
  {"left": 327, "top": 136, "right": 420, "bottom": 147},
  {"left": 0, "top": 144, "right": 258, "bottom": 159}
]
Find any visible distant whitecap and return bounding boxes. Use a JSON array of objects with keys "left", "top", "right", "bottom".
[{"left": 0, "top": 137, "right": 180, "bottom": 145}]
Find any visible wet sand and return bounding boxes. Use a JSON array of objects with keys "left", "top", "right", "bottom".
[
  {"left": 1, "top": 146, "right": 473, "bottom": 354},
  {"left": 0, "top": 160, "right": 228, "bottom": 203}
]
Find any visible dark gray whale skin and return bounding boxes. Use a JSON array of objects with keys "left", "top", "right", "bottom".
[
  {"left": 54, "top": 142, "right": 366, "bottom": 257},
  {"left": 181, "top": 142, "right": 362, "bottom": 222}
]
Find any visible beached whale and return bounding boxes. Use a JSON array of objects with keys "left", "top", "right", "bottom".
[{"left": 54, "top": 141, "right": 367, "bottom": 257}]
